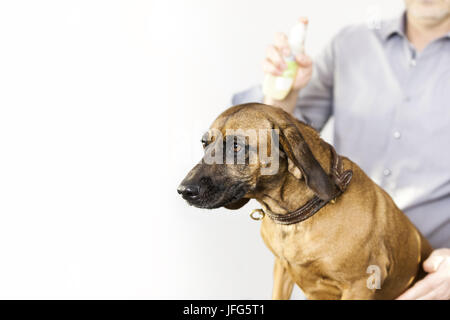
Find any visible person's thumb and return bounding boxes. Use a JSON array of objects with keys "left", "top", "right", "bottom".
[{"left": 295, "top": 53, "right": 312, "bottom": 67}]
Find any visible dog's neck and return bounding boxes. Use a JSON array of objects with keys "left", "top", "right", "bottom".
[
  {"left": 254, "top": 127, "right": 332, "bottom": 215},
  {"left": 255, "top": 171, "right": 316, "bottom": 214}
]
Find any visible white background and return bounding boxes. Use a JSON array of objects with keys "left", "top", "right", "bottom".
[{"left": 0, "top": 0, "right": 403, "bottom": 299}]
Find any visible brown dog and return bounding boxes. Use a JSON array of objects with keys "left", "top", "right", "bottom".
[{"left": 177, "top": 103, "right": 432, "bottom": 300}]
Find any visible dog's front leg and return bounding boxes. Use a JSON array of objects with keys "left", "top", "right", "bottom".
[{"left": 272, "top": 258, "right": 294, "bottom": 300}]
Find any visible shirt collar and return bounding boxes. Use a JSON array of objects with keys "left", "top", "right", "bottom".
[
  {"left": 380, "top": 13, "right": 407, "bottom": 41},
  {"left": 380, "top": 12, "right": 450, "bottom": 40}
]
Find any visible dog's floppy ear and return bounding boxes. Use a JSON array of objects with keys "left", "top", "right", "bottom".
[
  {"left": 277, "top": 124, "right": 337, "bottom": 201},
  {"left": 224, "top": 198, "right": 249, "bottom": 210}
]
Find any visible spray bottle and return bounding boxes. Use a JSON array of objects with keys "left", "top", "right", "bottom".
[{"left": 262, "top": 18, "right": 308, "bottom": 100}]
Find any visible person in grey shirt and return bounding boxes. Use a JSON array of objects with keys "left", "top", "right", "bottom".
[{"left": 233, "top": 0, "right": 450, "bottom": 299}]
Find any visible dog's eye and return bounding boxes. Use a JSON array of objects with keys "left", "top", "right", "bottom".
[{"left": 233, "top": 142, "right": 241, "bottom": 153}]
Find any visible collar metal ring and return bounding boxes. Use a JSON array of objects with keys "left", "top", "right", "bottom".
[{"left": 250, "top": 209, "right": 265, "bottom": 221}]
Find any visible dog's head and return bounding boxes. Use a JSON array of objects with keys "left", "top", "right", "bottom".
[{"left": 177, "top": 103, "right": 337, "bottom": 209}]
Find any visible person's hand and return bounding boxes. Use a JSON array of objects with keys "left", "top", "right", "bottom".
[
  {"left": 263, "top": 32, "right": 313, "bottom": 92},
  {"left": 396, "top": 248, "right": 450, "bottom": 300}
]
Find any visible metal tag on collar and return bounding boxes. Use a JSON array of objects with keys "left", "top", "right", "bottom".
[{"left": 250, "top": 209, "right": 265, "bottom": 221}]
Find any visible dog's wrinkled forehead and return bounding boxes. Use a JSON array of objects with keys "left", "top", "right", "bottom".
[{"left": 210, "top": 106, "right": 274, "bottom": 138}]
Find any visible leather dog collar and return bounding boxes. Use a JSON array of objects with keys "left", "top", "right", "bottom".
[{"left": 261, "top": 144, "right": 353, "bottom": 225}]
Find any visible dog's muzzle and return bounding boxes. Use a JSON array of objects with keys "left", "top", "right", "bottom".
[{"left": 177, "top": 184, "right": 200, "bottom": 201}]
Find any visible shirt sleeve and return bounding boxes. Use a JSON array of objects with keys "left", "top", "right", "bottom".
[
  {"left": 294, "top": 38, "right": 335, "bottom": 131},
  {"left": 231, "top": 85, "right": 264, "bottom": 105},
  {"left": 231, "top": 85, "right": 309, "bottom": 124}
]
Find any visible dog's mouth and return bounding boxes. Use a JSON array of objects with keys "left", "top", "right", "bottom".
[{"left": 182, "top": 180, "right": 250, "bottom": 209}]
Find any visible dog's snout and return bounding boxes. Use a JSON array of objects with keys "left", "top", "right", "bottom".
[{"left": 177, "top": 184, "right": 200, "bottom": 200}]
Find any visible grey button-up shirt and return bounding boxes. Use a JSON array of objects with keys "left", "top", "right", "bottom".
[{"left": 232, "top": 14, "right": 450, "bottom": 248}]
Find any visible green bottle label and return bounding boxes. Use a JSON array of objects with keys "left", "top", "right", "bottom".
[{"left": 282, "top": 60, "right": 298, "bottom": 78}]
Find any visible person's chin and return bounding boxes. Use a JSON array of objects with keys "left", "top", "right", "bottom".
[{"left": 408, "top": 5, "right": 450, "bottom": 21}]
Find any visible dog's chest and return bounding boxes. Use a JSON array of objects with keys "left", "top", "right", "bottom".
[{"left": 260, "top": 219, "right": 310, "bottom": 262}]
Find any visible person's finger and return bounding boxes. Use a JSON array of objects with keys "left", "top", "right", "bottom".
[
  {"left": 416, "top": 283, "right": 449, "bottom": 300},
  {"left": 424, "top": 255, "right": 445, "bottom": 273},
  {"left": 295, "top": 53, "right": 312, "bottom": 67},
  {"left": 266, "top": 45, "right": 286, "bottom": 70},
  {"left": 293, "top": 68, "right": 312, "bottom": 90},
  {"left": 297, "top": 67, "right": 312, "bottom": 80},
  {"left": 274, "top": 32, "right": 290, "bottom": 56},
  {"left": 423, "top": 249, "right": 450, "bottom": 273},
  {"left": 396, "top": 275, "right": 436, "bottom": 300},
  {"left": 262, "top": 58, "right": 283, "bottom": 76}
]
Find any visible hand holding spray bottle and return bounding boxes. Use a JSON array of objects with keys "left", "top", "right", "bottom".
[{"left": 263, "top": 18, "right": 308, "bottom": 100}]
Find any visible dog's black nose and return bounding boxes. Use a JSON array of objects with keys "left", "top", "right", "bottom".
[{"left": 177, "top": 184, "right": 200, "bottom": 200}]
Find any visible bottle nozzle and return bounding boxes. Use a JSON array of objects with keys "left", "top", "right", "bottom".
[
  {"left": 298, "top": 17, "right": 309, "bottom": 25},
  {"left": 288, "top": 18, "right": 308, "bottom": 56}
]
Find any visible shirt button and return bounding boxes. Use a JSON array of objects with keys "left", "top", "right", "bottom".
[
  {"left": 410, "top": 59, "right": 417, "bottom": 67},
  {"left": 393, "top": 131, "right": 401, "bottom": 139},
  {"left": 383, "top": 169, "right": 391, "bottom": 177},
  {"left": 405, "top": 96, "right": 411, "bottom": 102}
]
